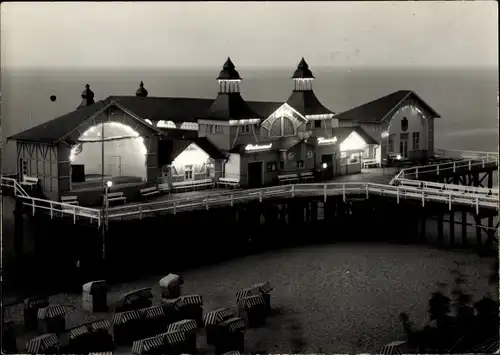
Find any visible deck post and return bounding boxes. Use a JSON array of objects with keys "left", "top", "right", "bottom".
[
  {"left": 487, "top": 171, "right": 493, "bottom": 189},
  {"left": 420, "top": 211, "right": 427, "bottom": 242},
  {"left": 474, "top": 214, "right": 482, "bottom": 246},
  {"left": 461, "top": 211, "right": 468, "bottom": 246},
  {"left": 437, "top": 211, "right": 444, "bottom": 246},
  {"left": 449, "top": 210, "right": 455, "bottom": 246},
  {"left": 14, "top": 198, "right": 25, "bottom": 259},
  {"left": 310, "top": 200, "right": 318, "bottom": 222}
]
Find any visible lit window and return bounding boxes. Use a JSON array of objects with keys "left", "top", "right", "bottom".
[
  {"left": 266, "top": 162, "right": 277, "bottom": 172},
  {"left": 297, "top": 160, "right": 304, "bottom": 169},
  {"left": 412, "top": 132, "right": 420, "bottom": 150},
  {"left": 241, "top": 125, "right": 252, "bottom": 134},
  {"left": 184, "top": 165, "right": 193, "bottom": 180}
]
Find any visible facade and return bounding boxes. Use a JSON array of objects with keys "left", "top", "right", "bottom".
[
  {"left": 335, "top": 90, "right": 441, "bottom": 161},
  {"left": 8, "top": 57, "right": 440, "bottom": 201}
]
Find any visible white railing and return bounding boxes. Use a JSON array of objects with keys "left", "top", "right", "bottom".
[
  {"left": 397, "top": 178, "right": 499, "bottom": 197},
  {"left": 106, "top": 182, "right": 498, "bottom": 220},
  {"left": 1, "top": 176, "right": 102, "bottom": 225},
  {"left": 391, "top": 151, "right": 499, "bottom": 184},
  {"left": 435, "top": 148, "right": 499, "bottom": 160}
]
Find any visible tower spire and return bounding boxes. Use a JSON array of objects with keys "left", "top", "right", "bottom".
[
  {"left": 292, "top": 57, "right": 315, "bottom": 91},
  {"left": 77, "top": 84, "right": 95, "bottom": 109},
  {"left": 216, "top": 57, "right": 242, "bottom": 93},
  {"left": 136, "top": 81, "right": 148, "bottom": 97}
]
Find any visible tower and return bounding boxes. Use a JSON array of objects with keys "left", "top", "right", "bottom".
[
  {"left": 77, "top": 84, "right": 95, "bottom": 109},
  {"left": 136, "top": 81, "right": 148, "bottom": 98},
  {"left": 292, "top": 57, "right": 315, "bottom": 91},
  {"left": 216, "top": 57, "right": 242, "bottom": 93}
]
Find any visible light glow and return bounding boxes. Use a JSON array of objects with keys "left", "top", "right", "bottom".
[
  {"left": 381, "top": 131, "right": 389, "bottom": 138},
  {"left": 306, "top": 114, "right": 334, "bottom": 120},
  {"left": 180, "top": 122, "right": 199, "bottom": 131},
  {"left": 245, "top": 143, "right": 272, "bottom": 151},
  {"left": 396, "top": 154, "right": 402, "bottom": 160},
  {"left": 172, "top": 143, "right": 210, "bottom": 167},
  {"left": 145, "top": 119, "right": 153, "bottom": 125},
  {"left": 156, "top": 120, "right": 176, "bottom": 129},
  {"left": 322, "top": 163, "right": 328, "bottom": 169},
  {"left": 218, "top": 79, "right": 242, "bottom": 82},
  {"left": 106, "top": 180, "right": 113, "bottom": 188},
  {"left": 228, "top": 119, "right": 261, "bottom": 126},
  {"left": 340, "top": 132, "right": 366, "bottom": 152},
  {"left": 317, "top": 137, "right": 338, "bottom": 145}
]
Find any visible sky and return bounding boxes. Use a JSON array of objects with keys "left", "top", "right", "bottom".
[{"left": 1, "top": 1, "right": 498, "bottom": 70}]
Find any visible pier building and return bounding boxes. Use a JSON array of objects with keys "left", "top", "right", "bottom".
[{"left": 7, "top": 58, "right": 441, "bottom": 203}]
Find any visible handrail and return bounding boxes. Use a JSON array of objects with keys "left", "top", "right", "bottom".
[
  {"left": 107, "top": 181, "right": 498, "bottom": 220},
  {"left": 397, "top": 178, "right": 499, "bottom": 196},
  {"left": 1, "top": 176, "right": 29, "bottom": 197}
]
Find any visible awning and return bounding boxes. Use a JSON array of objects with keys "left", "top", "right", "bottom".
[
  {"left": 140, "top": 305, "right": 165, "bottom": 319},
  {"left": 204, "top": 308, "right": 234, "bottom": 326},
  {"left": 26, "top": 333, "right": 60, "bottom": 353},
  {"left": 235, "top": 287, "right": 261, "bottom": 302},
  {"left": 238, "top": 294, "right": 265, "bottom": 310},
  {"left": 167, "top": 319, "right": 198, "bottom": 333},
  {"left": 220, "top": 317, "right": 246, "bottom": 333},
  {"left": 132, "top": 335, "right": 165, "bottom": 354},
  {"left": 379, "top": 340, "right": 414, "bottom": 355},
  {"left": 179, "top": 294, "right": 203, "bottom": 306},
  {"left": 37, "top": 305, "right": 67, "bottom": 319},
  {"left": 112, "top": 309, "right": 142, "bottom": 325}
]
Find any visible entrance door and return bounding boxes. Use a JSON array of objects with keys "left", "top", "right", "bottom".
[
  {"left": 321, "top": 154, "right": 334, "bottom": 180},
  {"left": 400, "top": 133, "right": 409, "bottom": 158},
  {"left": 247, "top": 161, "right": 263, "bottom": 188}
]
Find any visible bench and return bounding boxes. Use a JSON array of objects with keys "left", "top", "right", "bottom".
[
  {"left": 278, "top": 174, "right": 299, "bottom": 184},
  {"left": 363, "top": 159, "right": 380, "bottom": 169},
  {"left": 104, "top": 192, "right": 127, "bottom": 205},
  {"left": 140, "top": 186, "right": 160, "bottom": 200},
  {"left": 157, "top": 183, "right": 171, "bottom": 193},
  {"left": 299, "top": 172, "right": 314, "bottom": 182},
  {"left": 172, "top": 179, "right": 214, "bottom": 192},
  {"left": 217, "top": 177, "right": 240, "bottom": 189},
  {"left": 61, "top": 196, "right": 79, "bottom": 206},
  {"left": 21, "top": 175, "right": 39, "bottom": 187}
]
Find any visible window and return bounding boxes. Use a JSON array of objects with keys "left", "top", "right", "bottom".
[
  {"left": 388, "top": 134, "right": 395, "bottom": 153},
  {"left": 297, "top": 160, "right": 304, "bottom": 169},
  {"left": 283, "top": 117, "right": 294, "bottom": 136},
  {"left": 209, "top": 125, "right": 215, "bottom": 133},
  {"left": 412, "top": 132, "right": 420, "bottom": 150},
  {"left": 184, "top": 165, "right": 193, "bottom": 180},
  {"left": 279, "top": 161, "right": 285, "bottom": 170},
  {"left": 314, "top": 120, "right": 321, "bottom": 128},
  {"left": 241, "top": 125, "right": 251, "bottom": 134},
  {"left": 266, "top": 162, "right": 277, "bottom": 172},
  {"left": 20, "top": 158, "right": 28, "bottom": 175}
]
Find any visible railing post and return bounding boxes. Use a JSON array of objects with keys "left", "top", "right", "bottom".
[
  {"left": 448, "top": 192, "right": 452, "bottom": 210},
  {"left": 342, "top": 184, "right": 346, "bottom": 202},
  {"left": 475, "top": 197, "right": 479, "bottom": 214},
  {"left": 49, "top": 202, "right": 53, "bottom": 219},
  {"left": 73, "top": 206, "right": 77, "bottom": 224},
  {"left": 32, "top": 198, "right": 35, "bottom": 216},
  {"left": 415, "top": 168, "right": 419, "bottom": 179},
  {"left": 453, "top": 162, "right": 456, "bottom": 173},
  {"left": 139, "top": 206, "right": 142, "bottom": 220},
  {"left": 230, "top": 194, "right": 234, "bottom": 207},
  {"left": 323, "top": 184, "right": 327, "bottom": 202},
  {"left": 205, "top": 198, "right": 209, "bottom": 210},
  {"left": 421, "top": 190, "right": 425, "bottom": 207},
  {"left": 291, "top": 185, "right": 295, "bottom": 198},
  {"left": 365, "top": 184, "right": 369, "bottom": 199},
  {"left": 259, "top": 190, "right": 263, "bottom": 203},
  {"left": 173, "top": 201, "right": 177, "bottom": 215},
  {"left": 396, "top": 187, "right": 400, "bottom": 204},
  {"left": 482, "top": 159, "right": 485, "bottom": 168},
  {"left": 436, "top": 165, "right": 440, "bottom": 175},
  {"left": 468, "top": 161, "right": 471, "bottom": 170},
  {"left": 98, "top": 211, "right": 101, "bottom": 228}
]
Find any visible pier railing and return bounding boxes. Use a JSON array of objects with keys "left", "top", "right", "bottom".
[
  {"left": 106, "top": 182, "right": 498, "bottom": 220},
  {"left": 1, "top": 176, "right": 102, "bottom": 225},
  {"left": 391, "top": 150, "right": 499, "bottom": 184}
]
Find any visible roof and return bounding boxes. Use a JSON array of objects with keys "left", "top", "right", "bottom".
[
  {"left": 286, "top": 90, "right": 334, "bottom": 116},
  {"left": 217, "top": 57, "right": 242, "bottom": 80},
  {"left": 275, "top": 137, "right": 315, "bottom": 151},
  {"left": 332, "top": 126, "right": 379, "bottom": 145},
  {"left": 292, "top": 58, "right": 315, "bottom": 79},
  {"left": 204, "top": 93, "right": 260, "bottom": 121},
  {"left": 228, "top": 139, "right": 276, "bottom": 154},
  {"left": 160, "top": 137, "right": 226, "bottom": 163},
  {"left": 334, "top": 90, "right": 441, "bottom": 123}
]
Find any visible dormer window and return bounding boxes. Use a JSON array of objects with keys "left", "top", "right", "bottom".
[{"left": 241, "top": 125, "right": 251, "bottom": 134}]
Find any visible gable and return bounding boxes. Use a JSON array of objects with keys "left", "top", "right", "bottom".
[
  {"left": 261, "top": 103, "right": 307, "bottom": 131},
  {"left": 340, "top": 131, "right": 367, "bottom": 151}
]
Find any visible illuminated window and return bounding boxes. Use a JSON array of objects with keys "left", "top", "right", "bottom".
[
  {"left": 412, "top": 132, "right": 420, "bottom": 150},
  {"left": 215, "top": 125, "right": 223, "bottom": 133},
  {"left": 297, "top": 160, "right": 304, "bottom": 169},
  {"left": 314, "top": 120, "right": 321, "bottom": 128},
  {"left": 266, "top": 162, "right": 277, "bottom": 172},
  {"left": 388, "top": 134, "right": 395, "bottom": 153},
  {"left": 180, "top": 122, "right": 199, "bottom": 131},
  {"left": 184, "top": 165, "right": 193, "bottom": 180}
]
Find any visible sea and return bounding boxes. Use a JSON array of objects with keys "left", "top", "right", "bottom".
[{"left": 0, "top": 66, "right": 498, "bottom": 172}]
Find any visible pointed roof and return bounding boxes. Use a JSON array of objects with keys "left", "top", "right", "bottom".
[
  {"left": 206, "top": 93, "right": 260, "bottom": 120},
  {"left": 136, "top": 81, "right": 148, "bottom": 97},
  {"left": 216, "top": 57, "right": 242, "bottom": 80},
  {"left": 334, "top": 90, "right": 441, "bottom": 123},
  {"left": 332, "top": 126, "right": 379, "bottom": 145},
  {"left": 292, "top": 58, "right": 315, "bottom": 79},
  {"left": 77, "top": 84, "right": 95, "bottom": 109},
  {"left": 286, "top": 90, "right": 334, "bottom": 116}
]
